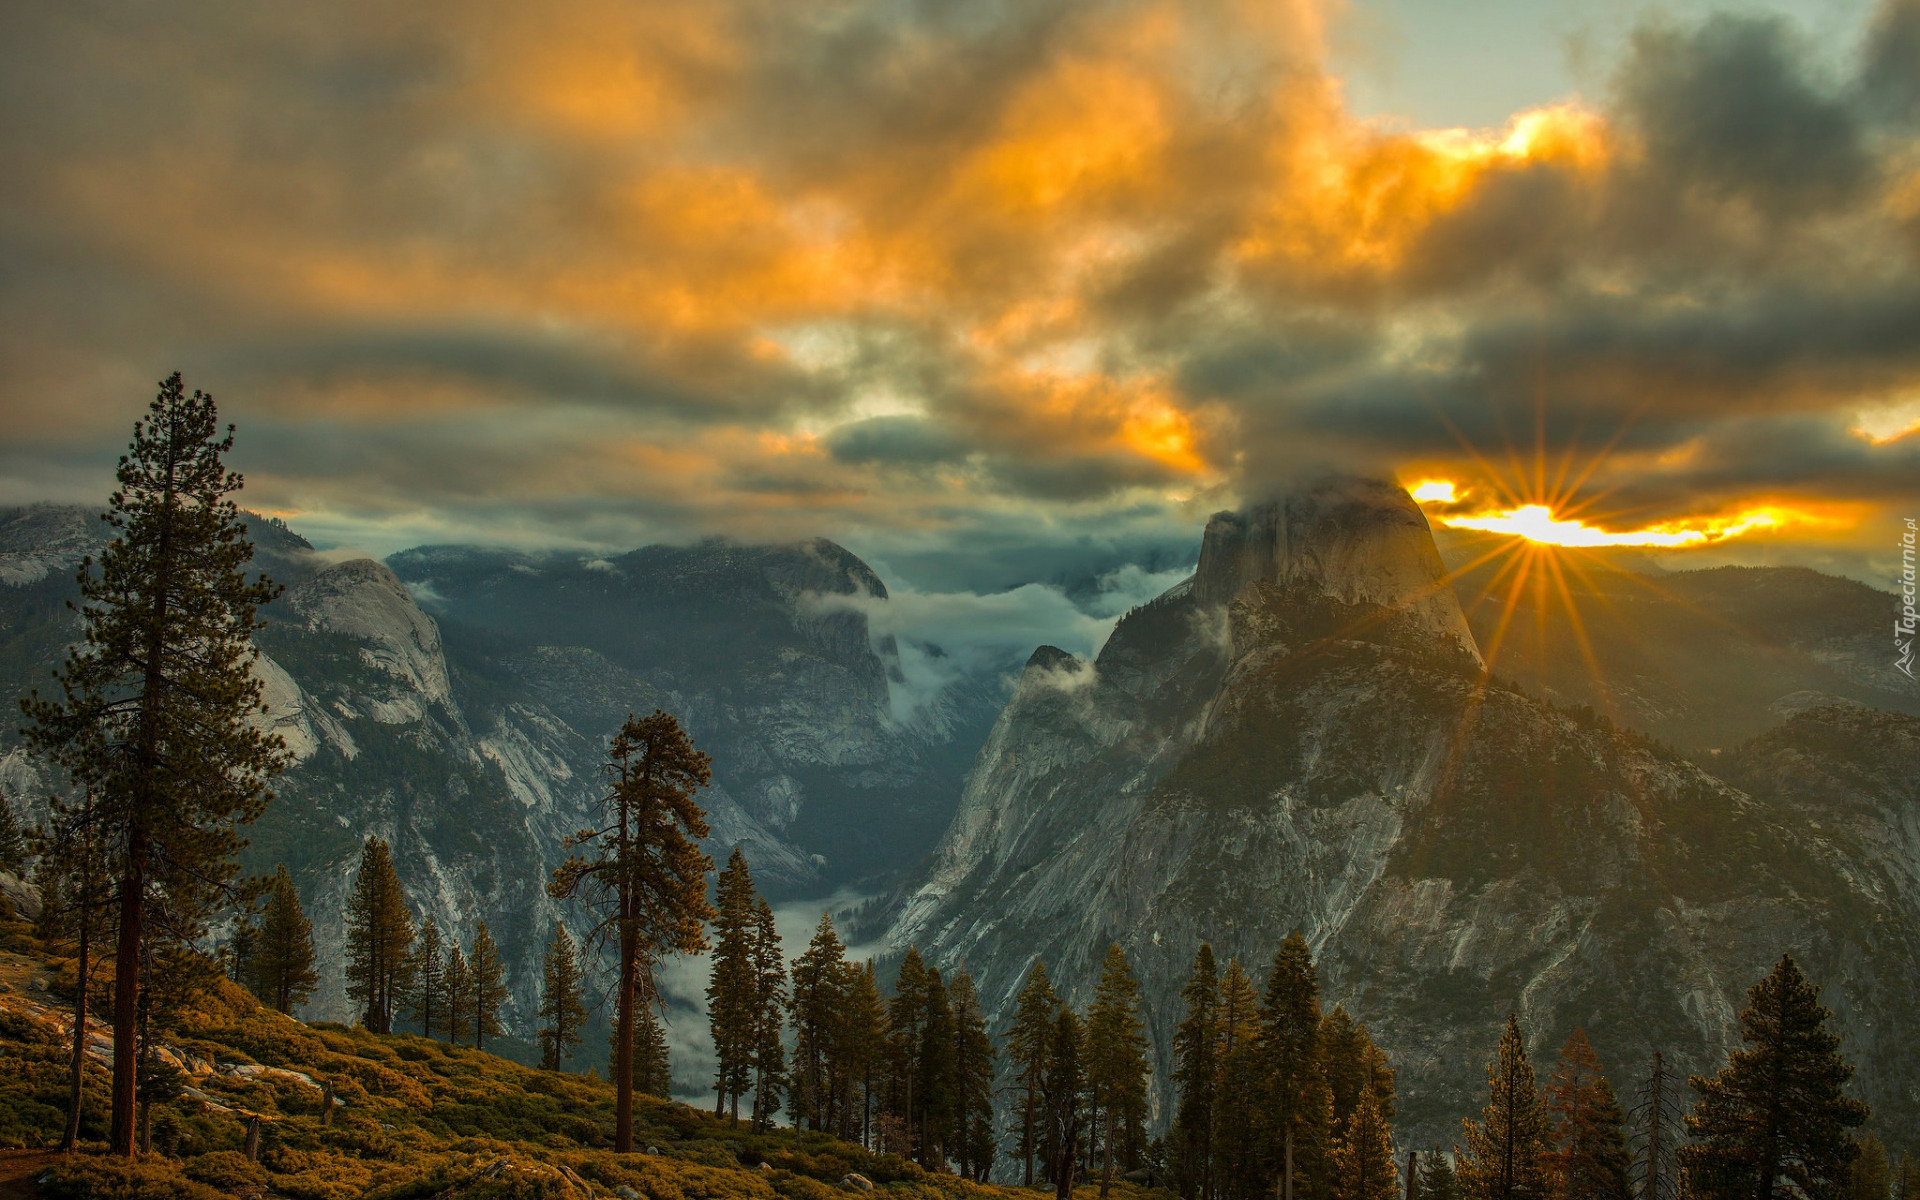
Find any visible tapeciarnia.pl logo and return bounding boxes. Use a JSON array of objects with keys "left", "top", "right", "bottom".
[{"left": 1900, "top": 517, "right": 1917, "bottom": 679}]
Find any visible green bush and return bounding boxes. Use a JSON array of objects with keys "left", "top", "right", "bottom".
[{"left": 43, "top": 1154, "right": 226, "bottom": 1200}]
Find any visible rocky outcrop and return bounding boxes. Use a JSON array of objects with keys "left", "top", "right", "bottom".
[
  {"left": 1195, "top": 478, "right": 1479, "bottom": 662},
  {"left": 880, "top": 483, "right": 1920, "bottom": 1149}
]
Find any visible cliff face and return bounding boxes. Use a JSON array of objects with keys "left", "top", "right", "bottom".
[
  {"left": 1195, "top": 478, "right": 1479, "bottom": 663},
  {"left": 883, "top": 482, "right": 1920, "bottom": 1149},
  {"left": 0, "top": 508, "right": 1002, "bottom": 1036}
]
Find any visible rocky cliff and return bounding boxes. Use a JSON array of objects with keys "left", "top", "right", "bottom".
[
  {"left": 0, "top": 506, "right": 1003, "bottom": 1044},
  {"left": 882, "top": 482, "right": 1920, "bottom": 1149}
]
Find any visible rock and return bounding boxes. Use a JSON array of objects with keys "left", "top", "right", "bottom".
[
  {"left": 616, "top": 1187, "right": 643, "bottom": 1200},
  {"left": 758, "top": 1162, "right": 775, "bottom": 1172},
  {"left": 881, "top": 483, "right": 1920, "bottom": 1147},
  {"left": 840, "top": 1174, "right": 874, "bottom": 1192},
  {"left": 0, "top": 870, "right": 43, "bottom": 922}
]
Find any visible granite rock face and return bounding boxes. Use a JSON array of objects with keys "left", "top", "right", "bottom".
[
  {"left": 0, "top": 508, "right": 1003, "bottom": 1033},
  {"left": 882, "top": 482, "right": 1920, "bottom": 1149}
]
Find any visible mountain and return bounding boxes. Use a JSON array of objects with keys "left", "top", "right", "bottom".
[
  {"left": 878, "top": 477, "right": 1920, "bottom": 1148},
  {"left": 1443, "top": 536, "right": 1920, "bottom": 750},
  {"left": 0, "top": 506, "right": 1005, "bottom": 1040}
]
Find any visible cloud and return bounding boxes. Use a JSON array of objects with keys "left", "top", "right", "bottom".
[
  {"left": 2, "top": 0, "right": 1920, "bottom": 572},
  {"left": 807, "top": 561, "right": 1194, "bottom": 727}
]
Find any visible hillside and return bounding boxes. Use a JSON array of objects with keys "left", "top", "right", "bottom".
[{"left": 0, "top": 901, "right": 1090, "bottom": 1200}]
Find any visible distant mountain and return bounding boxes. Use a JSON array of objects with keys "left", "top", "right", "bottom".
[
  {"left": 0, "top": 506, "right": 1007, "bottom": 1038},
  {"left": 878, "top": 477, "right": 1920, "bottom": 1150},
  {"left": 1444, "top": 541, "right": 1920, "bottom": 750}
]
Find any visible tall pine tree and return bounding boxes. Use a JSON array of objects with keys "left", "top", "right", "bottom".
[
  {"left": 842, "top": 959, "right": 890, "bottom": 1148},
  {"left": 1260, "top": 934, "right": 1328, "bottom": 1200},
  {"left": 19, "top": 374, "right": 287, "bottom": 1155},
  {"left": 469, "top": 921, "right": 508, "bottom": 1051},
  {"left": 917, "top": 968, "right": 958, "bottom": 1169},
  {"left": 791, "top": 912, "right": 850, "bottom": 1132},
  {"left": 406, "top": 917, "right": 446, "bottom": 1039},
  {"left": 707, "top": 848, "right": 757, "bottom": 1120},
  {"left": 1047, "top": 1007, "right": 1087, "bottom": 1200},
  {"left": 950, "top": 969, "right": 998, "bottom": 1182},
  {"left": 1681, "top": 954, "right": 1868, "bottom": 1200},
  {"left": 1547, "top": 1030, "right": 1631, "bottom": 1200},
  {"left": 1088, "top": 943, "right": 1151, "bottom": 1198},
  {"left": 539, "top": 923, "right": 588, "bottom": 1070},
  {"left": 748, "top": 897, "right": 787, "bottom": 1130},
  {"left": 248, "top": 865, "right": 317, "bottom": 1014},
  {"left": 1460, "top": 1014, "right": 1554, "bottom": 1200},
  {"left": 548, "top": 709, "right": 715, "bottom": 1153},
  {"left": 1172, "top": 944, "right": 1220, "bottom": 1200},
  {"left": 1330, "top": 1090, "right": 1397, "bottom": 1200},
  {"left": 1214, "top": 957, "right": 1265, "bottom": 1200},
  {"left": 889, "top": 947, "right": 933, "bottom": 1152},
  {"left": 1010, "top": 959, "right": 1062, "bottom": 1186},
  {"left": 343, "top": 836, "right": 413, "bottom": 1034},
  {"left": 444, "top": 944, "right": 472, "bottom": 1046}
]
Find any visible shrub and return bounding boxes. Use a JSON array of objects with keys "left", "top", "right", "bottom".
[{"left": 43, "top": 1154, "right": 226, "bottom": 1200}]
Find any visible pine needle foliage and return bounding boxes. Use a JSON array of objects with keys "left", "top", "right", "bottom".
[
  {"left": 19, "top": 372, "right": 287, "bottom": 1154},
  {"left": 1681, "top": 954, "right": 1869, "bottom": 1200},
  {"left": 548, "top": 709, "right": 715, "bottom": 1154},
  {"left": 343, "top": 835, "right": 413, "bottom": 1035},
  {"left": 539, "top": 923, "right": 589, "bottom": 1071},
  {"left": 1546, "top": 1029, "right": 1631, "bottom": 1200},
  {"left": 469, "top": 921, "right": 509, "bottom": 1051},
  {"left": 247, "top": 864, "right": 317, "bottom": 1015},
  {"left": 1460, "top": 1014, "right": 1555, "bottom": 1200},
  {"left": 1009, "top": 958, "right": 1061, "bottom": 1186}
]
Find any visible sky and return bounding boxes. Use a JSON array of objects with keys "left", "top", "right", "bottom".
[{"left": 3, "top": 0, "right": 1919, "bottom": 596}]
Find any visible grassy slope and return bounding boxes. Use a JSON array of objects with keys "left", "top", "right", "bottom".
[{"left": 0, "top": 915, "right": 1135, "bottom": 1200}]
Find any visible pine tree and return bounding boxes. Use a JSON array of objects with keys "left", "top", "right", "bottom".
[
  {"left": 1849, "top": 1136, "right": 1891, "bottom": 1200},
  {"left": 444, "top": 944, "right": 472, "bottom": 1047},
  {"left": 1422, "top": 1152, "right": 1464, "bottom": 1200},
  {"left": 33, "top": 789, "right": 117, "bottom": 1151},
  {"left": 1172, "top": 944, "right": 1220, "bottom": 1200},
  {"left": 344, "top": 836, "right": 414, "bottom": 1034},
  {"left": 1088, "top": 943, "right": 1151, "bottom": 1198},
  {"left": 889, "top": 947, "right": 932, "bottom": 1150},
  {"left": 0, "top": 789, "right": 28, "bottom": 874},
  {"left": 407, "top": 917, "right": 446, "bottom": 1039},
  {"left": 539, "top": 924, "right": 588, "bottom": 1070},
  {"left": 748, "top": 897, "right": 787, "bottom": 1130},
  {"left": 634, "top": 1001, "right": 674, "bottom": 1098},
  {"left": 951, "top": 970, "right": 998, "bottom": 1181},
  {"left": 548, "top": 709, "right": 714, "bottom": 1153},
  {"left": 1681, "top": 954, "right": 1869, "bottom": 1200},
  {"left": 707, "top": 847, "right": 758, "bottom": 1121},
  {"left": 1214, "top": 957, "right": 1265, "bottom": 1200},
  {"left": 1460, "top": 1014, "right": 1555, "bottom": 1200},
  {"left": 1322, "top": 1006, "right": 1395, "bottom": 1138},
  {"left": 1547, "top": 1030, "right": 1631, "bottom": 1200},
  {"left": 842, "top": 959, "right": 890, "bottom": 1149},
  {"left": 1261, "top": 934, "right": 1329, "bottom": 1200},
  {"left": 1330, "top": 1090, "right": 1397, "bottom": 1200},
  {"left": 792, "top": 912, "right": 850, "bottom": 1132},
  {"left": 248, "top": 864, "right": 317, "bottom": 1014},
  {"left": 917, "top": 968, "right": 959, "bottom": 1169},
  {"left": 469, "top": 921, "right": 508, "bottom": 1050},
  {"left": 1048, "top": 1007, "right": 1087, "bottom": 1200},
  {"left": 18, "top": 374, "right": 287, "bottom": 1155},
  {"left": 1010, "top": 958, "right": 1062, "bottom": 1186}
]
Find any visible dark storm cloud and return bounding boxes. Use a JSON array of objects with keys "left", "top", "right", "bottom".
[
  {"left": 1618, "top": 14, "right": 1874, "bottom": 217},
  {"left": 2, "top": 0, "right": 1920, "bottom": 567}
]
